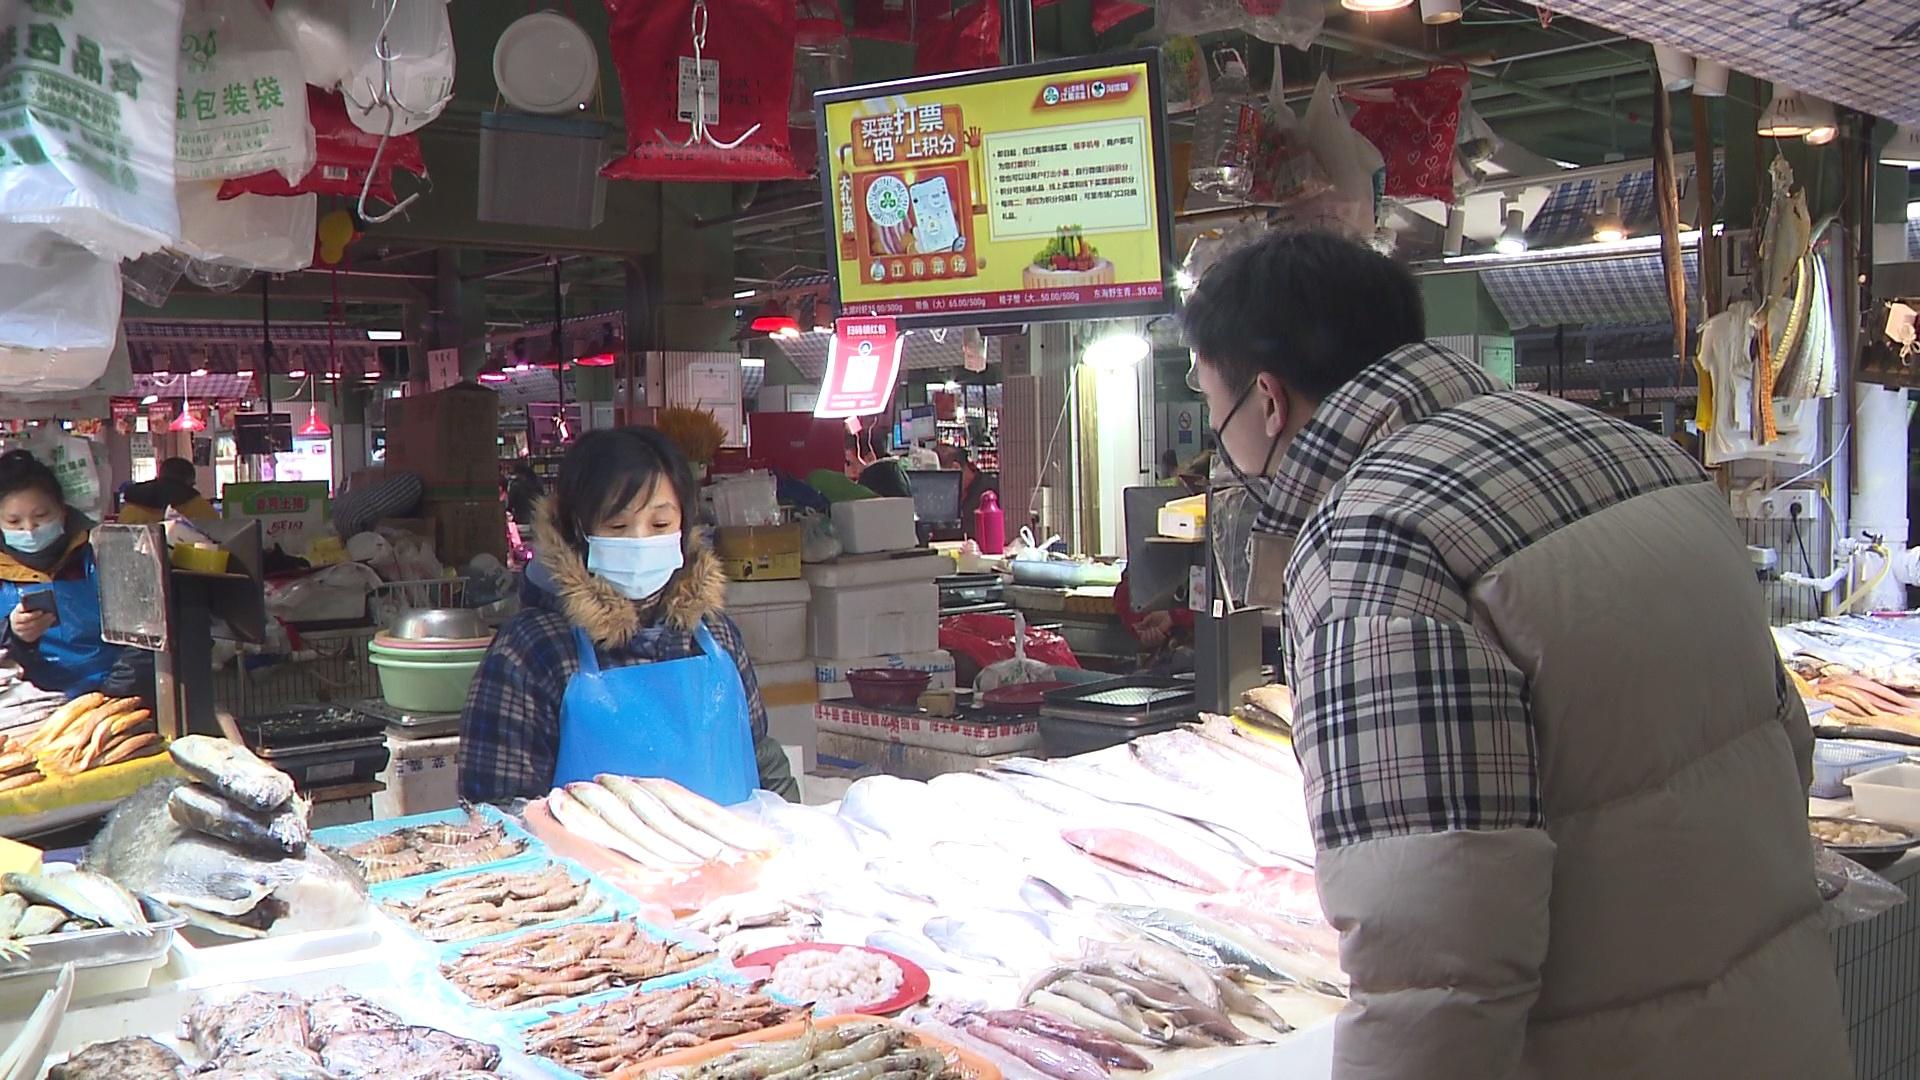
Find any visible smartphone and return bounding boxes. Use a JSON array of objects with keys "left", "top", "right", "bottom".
[{"left": 19, "top": 590, "right": 58, "bottom": 625}]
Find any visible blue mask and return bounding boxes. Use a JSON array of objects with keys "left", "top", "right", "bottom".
[
  {"left": 586, "top": 533, "right": 685, "bottom": 601},
  {"left": 3, "top": 519, "right": 64, "bottom": 555}
]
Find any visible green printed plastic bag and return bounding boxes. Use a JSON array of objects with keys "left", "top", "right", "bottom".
[{"left": 176, "top": 0, "right": 312, "bottom": 182}]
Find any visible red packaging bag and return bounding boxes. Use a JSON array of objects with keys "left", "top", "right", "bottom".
[
  {"left": 940, "top": 613, "right": 1081, "bottom": 673},
  {"left": 914, "top": 2, "right": 1000, "bottom": 76},
  {"left": 218, "top": 89, "right": 426, "bottom": 205},
  {"left": 601, "top": 0, "right": 806, "bottom": 182},
  {"left": 1345, "top": 68, "right": 1468, "bottom": 204}
]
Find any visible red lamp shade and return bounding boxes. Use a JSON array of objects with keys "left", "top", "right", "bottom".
[
  {"left": 169, "top": 406, "right": 204, "bottom": 432},
  {"left": 298, "top": 407, "right": 331, "bottom": 436},
  {"left": 576, "top": 352, "right": 617, "bottom": 367},
  {"left": 750, "top": 314, "right": 802, "bottom": 338}
]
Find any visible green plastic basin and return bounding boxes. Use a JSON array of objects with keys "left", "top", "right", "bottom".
[{"left": 369, "top": 653, "right": 483, "bottom": 713}]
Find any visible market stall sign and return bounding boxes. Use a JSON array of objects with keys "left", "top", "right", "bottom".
[
  {"left": 815, "top": 317, "right": 905, "bottom": 419},
  {"left": 814, "top": 49, "right": 1175, "bottom": 328},
  {"left": 224, "top": 481, "right": 329, "bottom": 557}
]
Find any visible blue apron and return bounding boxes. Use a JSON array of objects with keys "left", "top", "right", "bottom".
[
  {"left": 0, "top": 546, "right": 118, "bottom": 697},
  {"left": 551, "top": 621, "right": 758, "bottom": 805}
]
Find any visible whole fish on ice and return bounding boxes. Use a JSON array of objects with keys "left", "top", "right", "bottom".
[{"left": 1061, "top": 829, "right": 1236, "bottom": 893}]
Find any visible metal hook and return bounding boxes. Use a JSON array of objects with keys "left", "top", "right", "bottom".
[{"left": 653, "top": 0, "right": 763, "bottom": 150}]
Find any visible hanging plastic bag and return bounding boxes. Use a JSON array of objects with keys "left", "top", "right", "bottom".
[
  {"left": 175, "top": 181, "right": 316, "bottom": 271},
  {"left": 0, "top": 241, "right": 122, "bottom": 396},
  {"left": 340, "top": 0, "right": 454, "bottom": 138},
  {"left": 601, "top": 0, "right": 805, "bottom": 183},
  {"left": 272, "top": 0, "right": 356, "bottom": 89},
  {"left": 940, "top": 612, "right": 1081, "bottom": 685},
  {"left": 1814, "top": 842, "right": 1907, "bottom": 930},
  {"left": 177, "top": 0, "right": 315, "bottom": 183},
  {"left": 122, "top": 249, "right": 190, "bottom": 309},
  {"left": 1242, "top": 0, "right": 1322, "bottom": 48},
  {"left": 0, "top": 0, "right": 184, "bottom": 262},
  {"left": 218, "top": 88, "right": 425, "bottom": 205},
  {"left": 5, "top": 426, "right": 107, "bottom": 512},
  {"left": 1159, "top": 36, "right": 1212, "bottom": 114},
  {"left": 1156, "top": 0, "right": 1245, "bottom": 36},
  {"left": 1277, "top": 73, "right": 1384, "bottom": 238},
  {"left": 1346, "top": 68, "right": 1470, "bottom": 204},
  {"left": 914, "top": 1, "right": 1000, "bottom": 76},
  {"left": 1245, "top": 101, "right": 1329, "bottom": 207}
]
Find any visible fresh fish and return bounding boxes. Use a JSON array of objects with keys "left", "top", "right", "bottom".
[
  {"left": 3, "top": 870, "right": 149, "bottom": 935},
  {"left": 169, "top": 735, "right": 294, "bottom": 814},
  {"left": 864, "top": 928, "right": 999, "bottom": 977},
  {"left": 990, "top": 769, "right": 1249, "bottom": 866},
  {"left": 1225, "top": 866, "right": 1326, "bottom": 923},
  {"left": 85, "top": 780, "right": 362, "bottom": 936},
  {"left": 1128, "top": 905, "right": 1344, "bottom": 996},
  {"left": 598, "top": 774, "right": 728, "bottom": 860},
  {"left": 1193, "top": 713, "right": 1298, "bottom": 774},
  {"left": 1040, "top": 978, "right": 1148, "bottom": 1034},
  {"left": 1213, "top": 972, "right": 1291, "bottom": 1032},
  {"left": 168, "top": 784, "right": 309, "bottom": 858},
  {"left": 1077, "top": 969, "right": 1251, "bottom": 1043},
  {"left": 742, "top": 793, "right": 867, "bottom": 866},
  {"left": 837, "top": 776, "right": 952, "bottom": 843},
  {"left": 10, "top": 906, "right": 66, "bottom": 939},
  {"left": 1084, "top": 941, "right": 1221, "bottom": 1009},
  {"left": 925, "top": 911, "right": 1061, "bottom": 972},
  {"left": 564, "top": 782, "right": 702, "bottom": 867},
  {"left": 979, "top": 1009, "right": 1151, "bottom": 1070},
  {"left": 639, "top": 777, "right": 780, "bottom": 852},
  {"left": 548, "top": 787, "right": 667, "bottom": 870},
  {"left": 0, "top": 893, "right": 27, "bottom": 936},
  {"left": 1062, "top": 829, "right": 1233, "bottom": 893},
  {"left": 1196, "top": 901, "right": 1339, "bottom": 965},
  {"left": 967, "top": 1022, "right": 1111, "bottom": 1080},
  {"left": 1027, "top": 990, "right": 1164, "bottom": 1049}
]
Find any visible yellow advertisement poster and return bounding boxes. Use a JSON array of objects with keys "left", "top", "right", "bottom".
[{"left": 816, "top": 52, "right": 1173, "bottom": 324}]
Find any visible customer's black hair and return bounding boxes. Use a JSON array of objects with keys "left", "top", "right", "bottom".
[
  {"left": 0, "top": 450, "right": 64, "bottom": 506},
  {"left": 1180, "top": 230, "right": 1425, "bottom": 401},
  {"left": 158, "top": 457, "right": 197, "bottom": 486},
  {"left": 553, "top": 428, "right": 697, "bottom": 556}
]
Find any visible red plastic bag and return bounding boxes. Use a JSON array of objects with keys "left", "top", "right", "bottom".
[
  {"left": 852, "top": 0, "right": 913, "bottom": 42},
  {"left": 601, "top": 0, "right": 806, "bottom": 182},
  {"left": 1345, "top": 68, "right": 1468, "bottom": 204},
  {"left": 218, "top": 89, "right": 425, "bottom": 204},
  {"left": 940, "top": 613, "right": 1081, "bottom": 673},
  {"left": 914, "top": 2, "right": 1000, "bottom": 76}
]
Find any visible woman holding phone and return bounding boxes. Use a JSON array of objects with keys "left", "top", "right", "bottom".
[{"left": 0, "top": 450, "right": 145, "bottom": 698}]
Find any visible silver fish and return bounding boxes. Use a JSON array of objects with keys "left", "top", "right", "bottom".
[
  {"left": 2, "top": 871, "right": 148, "bottom": 935},
  {"left": 1102, "top": 905, "right": 1343, "bottom": 998},
  {"left": 169, "top": 735, "right": 295, "bottom": 814},
  {"left": 10, "top": 905, "right": 66, "bottom": 939},
  {"left": 0, "top": 893, "right": 27, "bottom": 937}
]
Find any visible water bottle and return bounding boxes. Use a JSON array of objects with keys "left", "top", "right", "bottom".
[
  {"left": 1188, "top": 48, "right": 1258, "bottom": 200},
  {"left": 974, "top": 489, "right": 1005, "bottom": 555}
]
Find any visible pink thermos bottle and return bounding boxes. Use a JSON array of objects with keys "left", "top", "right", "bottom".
[{"left": 974, "top": 490, "right": 1005, "bottom": 555}]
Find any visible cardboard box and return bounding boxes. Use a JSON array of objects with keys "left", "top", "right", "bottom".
[
  {"left": 384, "top": 383, "right": 500, "bottom": 485},
  {"left": 424, "top": 497, "right": 507, "bottom": 565}
]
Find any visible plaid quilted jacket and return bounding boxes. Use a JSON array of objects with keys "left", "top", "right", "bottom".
[{"left": 1254, "top": 342, "right": 1848, "bottom": 1079}]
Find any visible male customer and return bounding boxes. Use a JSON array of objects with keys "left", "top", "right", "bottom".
[{"left": 1183, "top": 230, "right": 1848, "bottom": 1079}]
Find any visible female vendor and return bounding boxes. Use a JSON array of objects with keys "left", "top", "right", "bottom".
[
  {"left": 0, "top": 450, "right": 146, "bottom": 697},
  {"left": 459, "top": 428, "right": 798, "bottom": 805}
]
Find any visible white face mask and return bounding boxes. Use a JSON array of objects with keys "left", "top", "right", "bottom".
[
  {"left": 2, "top": 519, "right": 64, "bottom": 555},
  {"left": 586, "top": 533, "right": 685, "bottom": 601}
]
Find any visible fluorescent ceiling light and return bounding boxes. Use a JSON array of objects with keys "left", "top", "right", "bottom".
[
  {"left": 733, "top": 289, "right": 756, "bottom": 299},
  {"left": 190, "top": 367, "right": 208, "bottom": 377},
  {"left": 739, "top": 356, "right": 766, "bottom": 368},
  {"left": 1882, "top": 126, "right": 1920, "bottom": 167},
  {"left": 366, "top": 329, "right": 404, "bottom": 341},
  {"left": 1341, "top": 0, "right": 1412, "bottom": 10},
  {"left": 140, "top": 394, "right": 159, "bottom": 405},
  {"left": 288, "top": 368, "right": 307, "bottom": 378},
  {"left": 1441, "top": 227, "right": 1705, "bottom": 267}
]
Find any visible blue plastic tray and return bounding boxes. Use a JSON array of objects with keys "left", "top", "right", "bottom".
[
  {"left": 371, "top": 854, "right": 638, "bottom": 948},
  {"left": 506, "top": 971, "right": 759, "bottom": 1080},
  {"left": 313, "top": 804, "right": 541, "bottom": 887}
]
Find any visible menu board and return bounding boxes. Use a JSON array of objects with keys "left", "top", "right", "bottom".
[{"left": 815, "top": 50, "right": 1174, "bottom": 328}]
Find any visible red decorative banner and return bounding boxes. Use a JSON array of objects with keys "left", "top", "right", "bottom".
[{"left": 815, "top": 316, "right": 905, "bottom": 419}]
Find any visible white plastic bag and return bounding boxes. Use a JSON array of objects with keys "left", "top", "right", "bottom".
[
  {"left": 177, "top": 0, "right": 314, "bottom": 183},
  {"left": 341, "top": 0, "right": 453, "bottom": 137},
  {"left": 0, "top": 0, "right": 185, "bottom": 261},
  {"left": 4, "top": 428, "right": 106, "bottom": 513},
  {"left": 272, "top": 0, "right": 355, "bottom": 90},
  {"left": 175, "top": 180, "right": 315, "bottom": 271},
  {"left": 1276, "top": 73, "right": 1384, "bottom": 239},
  {"left": 1243, "top": 0, "right": 1322, "bottom": 48},
  {"left": 0, "top": 240, "right": 122, "bottom": 396}
]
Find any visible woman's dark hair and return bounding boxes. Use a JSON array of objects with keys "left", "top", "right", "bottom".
[
  {"left": 553, "top": 428, "right": 696, "bottom": 556},
  {"left": 0, "top": 450, "right": 64, "bottom": 506},
  {"left": 1181, "top": 230, "right": 1425, "bottom": 401}
]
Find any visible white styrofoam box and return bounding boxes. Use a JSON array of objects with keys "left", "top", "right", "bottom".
[
  {"left": 810, "top": 581, "right": 939, "bottom": 659},
  {"left": 803, "top": 554, "right": 949, "bottom": 588},
  {"left": 831, "top": 498, "right": 919, "bottom": 553},
  {"left": 767, "top": 700, "right": 817, "bottom": 772},
  {"left": 1845, "top": 762, "right": 1920, "bottom": 827},
  {"left": 726, "top": 578, "right": 812, "bottom": 664},
  {"left": 814, "top": 649, "right": 956, "bottom": 701},
  {"left": 374, "top": 734, "right": 461, "bottom": 819},
  {"left": 756, "top": 658, "right": 820, "bottom": 689}
]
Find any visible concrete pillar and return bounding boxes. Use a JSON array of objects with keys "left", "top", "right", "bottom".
[{"left": 1853, "top": 382, "right": 1908, "bottom": 610}]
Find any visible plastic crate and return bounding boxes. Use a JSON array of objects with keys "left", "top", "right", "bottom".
[{"left": 1812, "top": 742, "right": 1908, "bottom": 799}]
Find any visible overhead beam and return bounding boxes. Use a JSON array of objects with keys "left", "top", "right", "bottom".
[{"left": 1318, "top": 28, "right": 1650, "bottom": 128}]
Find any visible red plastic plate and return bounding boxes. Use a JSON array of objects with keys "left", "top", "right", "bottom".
[{"left": 733, "top": 943, "right": 931, "bottom": 1016}]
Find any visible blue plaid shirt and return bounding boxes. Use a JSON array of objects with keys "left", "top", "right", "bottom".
[{"left": 457, "top": 582, "right": 768, "bottom": 804}]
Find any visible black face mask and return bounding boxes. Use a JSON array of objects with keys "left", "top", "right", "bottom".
[{"left": 1211, "top": 379, "right": 1284, "bottom": 489}]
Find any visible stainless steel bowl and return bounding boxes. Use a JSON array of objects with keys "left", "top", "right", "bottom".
[{"left": 387, "top": 607, "right": 487, "bottom": 641}]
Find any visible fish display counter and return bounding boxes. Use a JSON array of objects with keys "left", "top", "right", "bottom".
[{"left": 7, "top": 712, "right": 1346, "bottom": 1080}]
